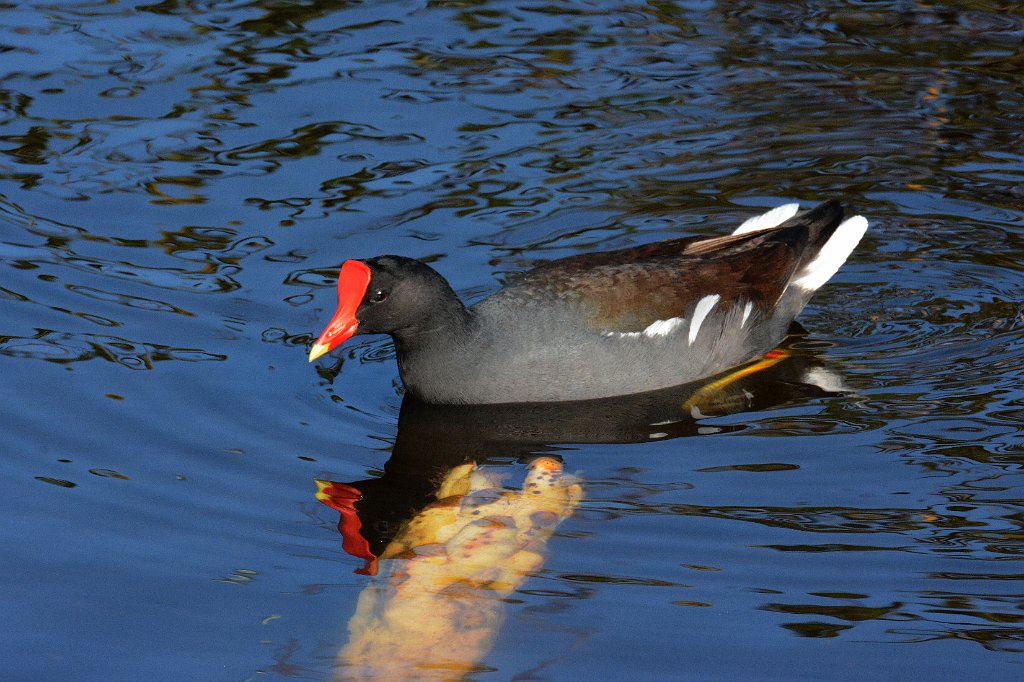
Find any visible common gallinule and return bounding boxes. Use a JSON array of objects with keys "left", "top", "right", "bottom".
[{"left": 309, "top": 200, "right": 868, "bottom": 404}]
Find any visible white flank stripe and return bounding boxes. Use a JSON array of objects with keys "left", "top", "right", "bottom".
[
  {"left": 688, "top": 294, "right": 720, "bottom": 345},
  {"left": 643, "top": 316, "right": 685, "bottom": 337},
  {"left": 793, "top": 215, "right": 869, "bottom": 291},
  {"left": 732, "top": 203, "right": 800, "bottom": 235},
  {"left": 603, "top": 316, "right": 686, "bottom": 339},
  {"left": 740, "top": 300, "right": 753, "bottom": 327}
]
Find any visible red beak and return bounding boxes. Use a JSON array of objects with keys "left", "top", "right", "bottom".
[{"left": 308, "top": 260, "right": 372, "bottom": 362}]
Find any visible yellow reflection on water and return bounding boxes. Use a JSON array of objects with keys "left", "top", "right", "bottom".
[{"left": 333, "top": 457, "right": 581, "bottom": 681}]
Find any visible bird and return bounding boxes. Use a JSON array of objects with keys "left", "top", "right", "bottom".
[{"left": 308, "top": 200, "right": 868, "bottom": 404}]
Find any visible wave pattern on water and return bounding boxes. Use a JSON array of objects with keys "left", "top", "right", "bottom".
[{"left": 1, "top": 1, "right": 1023, "bottom": 681}]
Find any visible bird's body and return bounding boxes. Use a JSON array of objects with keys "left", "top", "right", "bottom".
[{"left": 310, "top": 200, "right": 868, "bottom": 404}]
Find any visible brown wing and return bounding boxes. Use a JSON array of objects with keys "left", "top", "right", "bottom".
[{"left": 512, "top": 201, "right": 844, "bottom": 330}]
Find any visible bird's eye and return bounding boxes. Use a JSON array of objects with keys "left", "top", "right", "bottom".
[{"left": 369, "top": 289, "right": 389, "bottom": 303}]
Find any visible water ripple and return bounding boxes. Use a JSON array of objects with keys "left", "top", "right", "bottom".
[{"left": 0, "top": 329, "right": 225, "bottom": 369}]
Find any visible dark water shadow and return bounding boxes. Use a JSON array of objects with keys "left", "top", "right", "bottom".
[{"left": 324, "top": 330, "right": 842, "bottom": 558}]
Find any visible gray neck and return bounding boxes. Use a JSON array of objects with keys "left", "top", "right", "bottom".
[
  {"left": 391, "top": 292, "right": 475, "bottom": 348},
  {"left": 391, "top": 298, "right": 480, "bottom": 402}
]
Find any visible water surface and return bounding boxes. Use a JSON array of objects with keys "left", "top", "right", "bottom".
[{"left": 2, "top": 2, "right": 1022, "bottom": 680}]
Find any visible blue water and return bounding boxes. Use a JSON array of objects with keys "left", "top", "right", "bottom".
[{"left": 2, "top": 2, "right": 1023, "bottom": 680}]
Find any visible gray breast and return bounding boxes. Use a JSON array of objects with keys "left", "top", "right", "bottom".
[{"left": 401, "top": 292, "right": 801, "bottom": 404}]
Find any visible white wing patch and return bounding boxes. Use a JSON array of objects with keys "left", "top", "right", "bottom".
[
  {"left": 732, "top": 203, "right": 800, "bottom": 235},
  {"left": 740, "top": 300, "right": 753, "bottom": 328},
  {"left": 792, "top": 215, "right": 869, "bottom": 291},
  {"left": 688, "top": 294, "right": 720, "bottom": 345}
]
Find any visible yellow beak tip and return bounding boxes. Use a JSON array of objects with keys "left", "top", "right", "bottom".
[{"left": 308, "top": 343, "right": 330, "bottom": 363}]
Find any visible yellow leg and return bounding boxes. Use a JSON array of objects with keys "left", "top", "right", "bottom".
[{"left": 682, "top": 349, "right": 791, "bottom": 412}]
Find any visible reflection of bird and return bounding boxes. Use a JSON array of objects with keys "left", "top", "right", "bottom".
[
  {"left": 333, "top": 458, "right": 582, "bottom": 682},
  {"left": 317, "top": 330, "right": 848, "bottom": 568},
  {"left": 310, "top": 200, "right": 867, "bottom": 404}
]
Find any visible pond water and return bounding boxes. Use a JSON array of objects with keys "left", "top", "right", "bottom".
[{"left": 2, "top": 1, "right": 1023, "bottom": 680}]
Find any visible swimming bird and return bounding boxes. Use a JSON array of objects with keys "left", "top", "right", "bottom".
[{"left": 309, "top": 200, "right": 868, "bottom": 404}]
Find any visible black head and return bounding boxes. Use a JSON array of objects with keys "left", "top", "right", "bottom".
[
  {"left": 309, "top": 255, "right": 467, "bottom": 361},
  {"left": 356, "top": 256, "right": 466, "bottom": 336}
]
